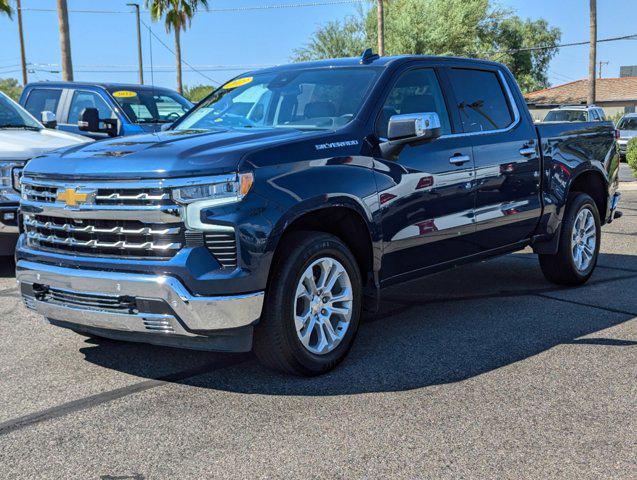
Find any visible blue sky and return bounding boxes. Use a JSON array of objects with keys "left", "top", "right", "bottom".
[{"left": 0, "top": 0, "right": 635, "bottom": 90}]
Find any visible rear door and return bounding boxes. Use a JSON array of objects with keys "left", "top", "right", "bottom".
[
  {"left": 22, "top": 88, "right": 64, "bottom": 124},
  {"left": 445, "top": 66, "right": 541, "bottom": 249},
  {"left": 374, "top": 65, "right": 478, "bottom": 282}
]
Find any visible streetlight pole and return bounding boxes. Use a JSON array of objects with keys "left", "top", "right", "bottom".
[
  {"left": 127, "top": 3, "right": 144, "bottom": 85},
  {"left": 16, "top": 0, "right": 28, "bottom": 85},
  {"left": 377, "top": 0, "right": 385, "bottom": 56}
]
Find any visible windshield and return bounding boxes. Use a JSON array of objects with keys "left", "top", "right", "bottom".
[
  {"left": 617, "top": 117, "right": 637, "bottom": 130},
  {"left": 0, "top": 92, "right": 41, "bottom": 130},
  {"left": 107, "top": 88, "right": 193, "bottom": 124},
  {"left": 175, "top": 67, "right": 379, "bottom": 131},
  {"left": 544, "top": 110, "right": 589, "bottom": 122}
]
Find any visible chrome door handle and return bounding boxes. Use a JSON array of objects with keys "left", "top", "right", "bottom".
[
  {"left": 449, "top": 154, "right": 471, "bottom": 165},
  {"left": 519, "top": 147, "right": 536, "bottom": 157}
]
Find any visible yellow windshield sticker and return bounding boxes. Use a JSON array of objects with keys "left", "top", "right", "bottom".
[
  {"left": 112, "top": 90, "right": 138, "bottom": 98},
  {"left": 223, "top": 77, "right": 253, "bottom": 90}
]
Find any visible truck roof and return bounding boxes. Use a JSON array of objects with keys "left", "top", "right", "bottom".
[
  {"left": 245, "top": 54, "right": 506, "bottom": 75},
  {"left": 23, "top": 81, "right": 179, "bottom": 93}
]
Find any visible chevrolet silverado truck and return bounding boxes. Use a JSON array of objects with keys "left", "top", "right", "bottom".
[{"left": 16, "top": 52, "right": 621, "bottom": 376}]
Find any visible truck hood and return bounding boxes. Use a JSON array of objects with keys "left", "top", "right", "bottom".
[
  {"left": 0, "top": 128, "right": 91, "bottom": 162},
  {"left": 24, "top": 128, "right": 316, "bottom": 180}
]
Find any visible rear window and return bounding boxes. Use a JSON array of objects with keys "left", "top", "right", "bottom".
[
  {"left": 543, "top": 110, "right": 588, "bottom": 122},
  {"left": 618, "top": 117, "right": 637, "bottom": 130},
  {"left": 24, "top": 88, "right": 62, "bottom": 119},
  {"left": 447, "top": 68, "right": 513, "bottom": 133}
]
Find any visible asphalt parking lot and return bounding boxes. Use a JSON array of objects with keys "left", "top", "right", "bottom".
[{"left": 1, "top": 179, "right": 636, "bottom": 479}]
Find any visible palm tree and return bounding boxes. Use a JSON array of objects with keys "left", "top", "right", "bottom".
[
  {"left": 0, "top": 0, "right": 13, "bottom": 18},
  {"left": 146, "top": 0, "right": 208, "bottom": 94}
]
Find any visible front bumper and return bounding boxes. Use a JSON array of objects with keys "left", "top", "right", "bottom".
[{"left": 16, "top": 260, "right": 264, "bottom": 352}]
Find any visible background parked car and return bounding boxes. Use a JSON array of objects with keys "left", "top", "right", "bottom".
[
  {"left": 19, "top": 82, "right": 193, "bottom": 140},
  {"left": 0, "top": 90, "right": 91, "bottom": 256},
  {"left": 542, "top": 105, "right": 607, "bottom": 122},
  {"left": 616, "top": 113, "right": 637, "bottom": 161}
]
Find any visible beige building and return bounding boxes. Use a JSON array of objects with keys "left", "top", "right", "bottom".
[{"left": 525, "top": 77, "right": 637, "bottom": 121}]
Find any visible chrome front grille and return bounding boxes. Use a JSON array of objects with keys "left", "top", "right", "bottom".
[{"left": 24, "top": 214, "right": 184, "bottom": 258}]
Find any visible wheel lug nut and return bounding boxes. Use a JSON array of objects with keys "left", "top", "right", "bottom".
[
  {"left": 322, "top": 297, "right": 329, "bottom": 303},
  {"left": 321, "top": 309, "right": 327, "bottom": 315}
]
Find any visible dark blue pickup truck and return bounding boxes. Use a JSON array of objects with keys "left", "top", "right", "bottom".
[{"left": 16, "top": 53, "right": 621, "bottom": 375}]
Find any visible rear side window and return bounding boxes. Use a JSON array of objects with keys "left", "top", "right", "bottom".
[
  {"left": 24, "top": 89, "right": 62, "bottom": 119},
  {"left": 68, "top": 91, "right": 114, "bottom": 123},
  {"left": 376, "top": 68, "right": 451, "bottom": 138},
  {"left": 447, "top": 69, "right": 513, "bottom": 133}
]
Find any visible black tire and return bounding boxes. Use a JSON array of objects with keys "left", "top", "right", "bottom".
[
  {"left": 253, "top": 231, "right": 362, "bottom": 376},
  {"left": 539, "top": 192, "right": 601, "bottom": 286}
]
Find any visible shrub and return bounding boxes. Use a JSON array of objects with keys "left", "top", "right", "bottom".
[
  {"left": 627, "top": 137, "right": 637, "bottom": 176},
  {"left": 183, "top": 84, "right": 214, "bottom": 103}
]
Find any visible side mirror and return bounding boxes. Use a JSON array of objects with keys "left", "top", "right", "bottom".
[
  {"left": 79, "top": 108, "right": 119, "bottom": 137},
  {"left": 380, "top": 112, "right": 442, "bottom": 160},
  {"left": 41, "top": 111, "right": 57, "bottom": 129},
  {"left": 78, "top": 107, "right": 100, "bottom": 132}
]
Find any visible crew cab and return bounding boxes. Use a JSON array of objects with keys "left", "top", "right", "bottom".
[
  {"left": 16, "top": 53, "right": 621, "bottom": 375},
  {"left": 19, "top": 82, "right": 193, "bottom": 140},
  {"left": 0, "top": 91, "right": 90, "bottom": 256}
]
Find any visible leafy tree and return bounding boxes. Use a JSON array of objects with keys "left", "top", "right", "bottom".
[
  {"left": 0, "top": 0, "right": 12, "bottom": 18},
  {"left": 183, "top": 84, "right": 214, "bottom": 102},
  {"left": 293, "top": 0, "right": 561, "bottom": 93},
  {"left": 293, "top": 15, "right": 367, "bottom": 62},
  {"left": 146, "top": 0, "right": 209, "bottom": 94},
  {"left": 0, "top": 78, "right": 22, "bottom": 101}
]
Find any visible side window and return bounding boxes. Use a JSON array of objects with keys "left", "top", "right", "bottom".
[
  {"left": 447, "top": 68, "right": 513, "bottom": 133},
  {"left": 67, "top": 91, "right": 114, "bottom": 124},
  {"left": 590, "top": 109, "right": 599, "bottom": 121},
  {"left": 376, "top": 68, "right": 451, "bottom": 138},
  {"left": 597, "top": 109, "right": 607, "bottom": 121},
  {"left": 24, "top": 89, "right": 62, "bottom": 119}
]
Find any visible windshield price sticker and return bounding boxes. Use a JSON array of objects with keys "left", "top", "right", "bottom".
[
  {"left": 112, "top": 90, "right": 138, "bottom": 98},
  {"left": 223, "top": 77, "right": 253, "bottom": 90}
]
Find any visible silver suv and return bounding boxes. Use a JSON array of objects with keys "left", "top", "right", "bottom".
[{"left": 543, "top": 105, "right": 607, "bottom": 122}]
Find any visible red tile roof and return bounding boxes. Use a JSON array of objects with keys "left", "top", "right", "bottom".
[{"left": 525, "top": 77, "right": 637, "bottom": 104}]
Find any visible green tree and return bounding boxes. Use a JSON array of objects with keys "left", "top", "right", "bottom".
[
  {"left": 146, "top": 0, "right": 209, "bottom": 94},
  {"left": 627, "top": 137, "right": 637, "bottom": 177},
  {"left": 293, "top": 0, "right": 561, "bottom": 93},
  {"left": 293, "top": 14, "right": 367, "bottom": 62},
  {"left": 0, "top": 78, "right": 23, "bottom": 101},
  {"left": 183, "top": 84, "right": 214, "bottom": 102},
  {"left": 0, "top": 0, "right": 12, "bottom": 18}
]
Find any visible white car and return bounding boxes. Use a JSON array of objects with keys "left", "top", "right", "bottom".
[
  {"left": 616, "top": 113, "right": 637, "bottom": 160},
  {"left": 542, "top": 105, "right": 607, "bottom": 123},
  {"left": 0, "top": 90, "right": 91, "bottom": 255}
]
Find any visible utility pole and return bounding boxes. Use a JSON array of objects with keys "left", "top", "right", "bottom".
[
  {"left": 127, "top": 3, "right": 144, "bottom": 84},
  {"left": 16, "top": 0, "right": 27, "bottom": 85},
  {"left": 56, "top": 0, "right": 73, "bottom": 81},
  {"left": 598, "top": 60, "right": 609, "bottom": 79},
  {"left": 377, "top": 0, "right": 385, "bottom": 56},
  {"left": 588, "top": 0, "right": 596, "bottom": 105}
]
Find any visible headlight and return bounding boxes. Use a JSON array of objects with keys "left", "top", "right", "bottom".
[
  {"left": 173, "top": 173, "right": 254, "bottom": 206},
  {"left": 12, "top": 167, "right": 23, "bottom": 192}
]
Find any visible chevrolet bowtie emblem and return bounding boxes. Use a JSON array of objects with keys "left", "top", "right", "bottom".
[{"left": 57, "top": 188, "right": 92, "bottom": 207}]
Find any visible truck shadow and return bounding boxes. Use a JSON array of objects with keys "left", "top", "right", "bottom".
[
  {"left": 0, "top": 256, "right": 15, "bottom": 278},
  {"left": 79, "top": 252, "right": 637, "bottom": 396}
]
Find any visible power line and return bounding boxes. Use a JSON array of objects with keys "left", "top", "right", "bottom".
[
  {"left": 18, "top": 1, "right": 366, "bottom": 15},
  {"left": 139, "top": 19, "right": 221, "bottom": 85},
  {"left": 498, "top": 33, "right": 637, "bottom": 55}
]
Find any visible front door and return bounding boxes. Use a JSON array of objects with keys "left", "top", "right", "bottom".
[{"left": 374, "top": 67, "right": 477, "bottom": 283}]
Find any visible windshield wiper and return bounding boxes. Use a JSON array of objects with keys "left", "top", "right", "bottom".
[{"left": 0, "top": 124, "right": 40, "bottom": 130}]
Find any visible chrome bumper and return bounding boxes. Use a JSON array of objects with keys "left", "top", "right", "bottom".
[{"left": 16, "top": 260, "right": 264, "bottom": 350}]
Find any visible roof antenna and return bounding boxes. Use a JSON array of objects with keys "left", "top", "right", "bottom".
[{"left": 360, "top": 48, "right": 380, "bottom": 65}]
